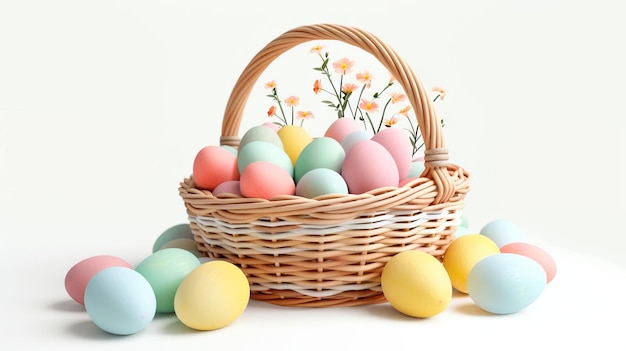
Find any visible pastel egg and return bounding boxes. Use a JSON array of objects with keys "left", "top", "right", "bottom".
[
  {"left": 294, "top": 137, "right": 345, "bottom": 183},
  {"left": 324, "top": 117, "right": 364, "bottom": 143},
  {"left": 340, "top": 129, "right": 372, "bottom": 153},
  {"left": 213, "top": 180, "right": 242, "bottom": 196},
  {"left": 407, "top": 160, "right": 425, "bottom": 178},
  {"left": 382, "top": 250, "right": 452, "bottom": 318},
  {"left": 371, "top": 127, "right": 412, "bottom": 181},
  {"left": 153, "top": 223, "right": 194, "bottom": 253},
  {"left": 442, "top": 234, "right": 500, "bottom": 293},
  {"left": 237, "top": 140, "right": 293, "bottom": 177},
  {"left": 193, "top": 145, "right": 240, "bottom": 191},
  {"left": 84, "top": 266, "right": 156, "bottom": 335},
  {"left": 174, "top": 260, "right": 250, "bottom": 331},
  {"left": 135, "top": 248, "right": 201, "bottom": 313},
  {"left": 65, "top": 255, "right": 133, "bottom": 305},
  {"left": 500, "top": 242, "right": 557, "bottom": 283},
  {"left": 341, "top": 139, "right": 399, "bottom": 194},
  {"left": 239, "top": 161, "right": 296, "bottom": 199},
  {"left": 480, "top": 219, "right": 526, "bottom": 248},
  {"left": 296, "top": 168, "right": 348, "bottom": 198},
  {"left": 239, "top": 124, "right": 283, "bottom": 151},
  {"left": 276, "top": 125, "right": 313, "bottom": 166},
  {"left": 467, "top": 253, "right": 546, "bottom": 314},
  {"left": 160, "top": 238, "right": 202, "bottom": 257}
]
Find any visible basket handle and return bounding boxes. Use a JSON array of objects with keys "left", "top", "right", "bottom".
[{"left": 220, "top": 24, "right": 455, "bottom": 204}]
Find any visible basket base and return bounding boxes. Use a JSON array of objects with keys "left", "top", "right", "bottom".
[{"left": 250, "top": 288, "right": 387, "bottom": 308}]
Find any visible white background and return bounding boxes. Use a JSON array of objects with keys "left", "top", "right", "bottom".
[{"left": 1, "top": 0, "right": 625, "bottom": 350}]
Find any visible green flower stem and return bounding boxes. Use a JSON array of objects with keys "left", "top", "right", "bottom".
[{"left": 376, "top": 98, "right": 393, "bottom": 133}]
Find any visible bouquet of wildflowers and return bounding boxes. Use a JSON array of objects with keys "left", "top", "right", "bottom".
[{"left": 265, "top": 44, "right": 446, "bottom": 157}]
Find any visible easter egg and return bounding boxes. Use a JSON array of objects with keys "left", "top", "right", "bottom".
[
  {"left": 296, "top": 168, "right": 349, "bottom": 198},
  {"left": 340, "top": 129, "right": 372, "bottom": 153},
  {"left": 381, "top": 250, "right": 452, "bottom": 318},
  {"left": 193, "top": 145, "right": 240, "bottom": 191},
  {"left": 159, "top": 238, "right": 202, "bottom": 257},
  {"left": 341, "top": 139, "right": 399, "bottom": 194},
  {"left": 480, "top": 219, "right": 526, "bottom": 248},
  {"left": 294, "top": 137, "right": 345, "bottom": 183},
  {"left": 239, "top": 124, "right": 283, "bottom": 151},
  {"left": 406, "top": 160, "right": 425, "bottom": 178},
  {"left": 371, "top": 127, "right": 413, "bottom": 181},
  {"left": 212, "top": 180, "right": 242, "bottom": 196},
  {"left": 65, "top": 255, "right": 133, "bottom": 305},
  {"left": 135, "top": 248, "right": 201, "bottom": 313},
  {"left": 467, "top": 253, "right": 546, "bottom": 314},
  {"left": 500, "top": 242, "right": 557, "bottom": 283},
  {"left": 237, "top": 140, "right": 293, "bottom": 177},
  {"left": 174, "top": 260, "right": 250, "bottom": 331},
  {"left": 239, "top": 161, "right": 296, "bottom": 199},
  {"left": 84, "top": 266, "right": 156, "bottom": 335},
  {"left": 324, "top": 117, "right": 364, "bottom": 143},
  {"left": 153, "top": 223, "right": 194, "bottom": 253},
  {"left": 442, "top": 234, "right": 500, "bottom": 293},
  {"left": 277, "top": 125, "right": 313, "bottom": 166}
]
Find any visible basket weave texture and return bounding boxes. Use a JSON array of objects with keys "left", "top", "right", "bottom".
[{"left": 179, "top": 24, "right": 470, "bottom": 307}]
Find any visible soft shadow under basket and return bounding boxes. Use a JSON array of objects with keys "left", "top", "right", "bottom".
[{"left": 179, "top": 24, "right": 471, "bottom": 307}]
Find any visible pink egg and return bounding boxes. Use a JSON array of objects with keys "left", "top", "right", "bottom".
[
  {"left": 324, "top": 118, "right": 364, "bottom": 143},
  {"left": 65, "top": 255, "right": 133, "bottom": 305},
  {"left": 341, "top": 139, "right": 399, "bottom": 194},
  {"left": 193, "top": 145, "right": 240, "bottom": 191},
  {"left": 398, "top": 176, "right": 419, "bottom": 187},
  {"left": 240, "top": 161, "right": 296, "bottom": 199},
  {"left": 262, "top": 122, "right": 280, "bottom": 132},
  {"left": 371, "top": 127, "right": 412, "bottom": 181},
  {"left": 213, "top": 180, "right": 242, "bottom": 196},
  {"left": 500, "top": 242, "right": 557, "bottom": 283}
]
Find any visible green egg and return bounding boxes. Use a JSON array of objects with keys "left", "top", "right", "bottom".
[
  {"left": 407, "top": 161, "right": 425, "bottom": 178},
  {"left": 153, "top": 223, "right": 194, "bottom": 253},
  {"left": 239, "top": 124, "right": 283, "bottom": 152},
  {"left": 294, "top": 137, "right": 345, "bottom": 183},
  {"left": 160, "top": 238, "right": 202, "bottom": 257},
  {"left": 237, "top": 140, "right": 293, "bottom": 177},
  {"left": 135, "top": 248, "right": 201, "bottom": 313}
]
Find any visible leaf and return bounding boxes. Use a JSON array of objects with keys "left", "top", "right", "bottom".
[
  {"left": 321, "top": 100, "right": 335, "bottom": 105},
  {"left": 321, "top": 58, "right": 329, "bottom": 70}
]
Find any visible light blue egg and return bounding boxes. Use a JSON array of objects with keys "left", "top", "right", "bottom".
[
  {"left": 467, "top": 253, "right": 546, "bottom": 315},
  {"left": 454, "top": 225, "right": 472, "bottom": 238},
  {"left": 237, "top": 140, "right": 293, "bottom": 177},
  {"left": 135, "top": 248, "right": 201, "bottom": 313},
  {"left": 153, "top": 223, "right": 194, "bottom": 253},
  {"left": 479, "top": 219, "right": 525, "bottom": 248},
  {"left": 340, "top": 130, "right": 372, "bottom": 153},
  {"left": 407, "top": 161, "right": 425, "bottom": 178},
  {"left": 84, "top": 266, "right": 156, "bottom": 335},
  {"left": 220, "top": 145, "right": 238, "bottom": 155}
]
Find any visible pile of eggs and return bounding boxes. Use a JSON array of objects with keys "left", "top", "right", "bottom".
[
  {"left": 64, "top": 224, "right": 250, "bottom": 335},
  {"left": 65, "top": 218, "right": 557, "bottom": 336},
  {"left": 193, "top": 118, "right": 426, "bottom": 199},
  {"left": 381, "top": 217, "right": 557, "bottom": 318}
]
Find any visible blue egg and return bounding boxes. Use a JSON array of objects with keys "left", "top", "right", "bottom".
[
  {"left": 479, "top": 219, "right": 525, "bottom": 248},
  {"left": 454, "top": 225, "right": 471, "bottom": 238},
  {"left": 84, "top": 266, "right": 156, "bottom": 335},
  {"left": 467, "top": 253, "right": 546, "bottom": 315}
]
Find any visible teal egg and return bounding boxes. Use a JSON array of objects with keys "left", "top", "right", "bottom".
[
  {"left": 135, "top": 248, "right": 201, "bottom": 313},
  {"left": 295, "top": 168, "right": 349, "bottom": 198},
  {"left": 160, "top": 238, "right": 202, "bottom": 257},
  {"left": 480, "top": 219, "right": 525, "bottom": 248},
  {"left": 84, "top": 266, "right": 156, "bottom": 335},
  {"left": 294, "top": 137, "right": 345, "bottom": 183},
  {"left": 153, "top": 223, "right": 194, "bottom": 253},
  {"left": 407, "top": 161, "right": 425, "bottom": 178},
  {"left": 467, "top": 253, "right": 546, "bottom": 314},
  {"left": 237, "top": 140, "right": 293, "bottom": 177}
]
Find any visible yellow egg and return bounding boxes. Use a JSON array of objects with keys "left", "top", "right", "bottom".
[
  {"left": 174, "top": 260, "right": 250, "bottom": 330},
  {"left": 277, "top": 125, "right": 313, "bottom": 166},
  {"left": 442, "top": 234, "right": 500, "bottom": 294},
  {"left": 381, "top": 250, "right": 452, "bottom": 318}
]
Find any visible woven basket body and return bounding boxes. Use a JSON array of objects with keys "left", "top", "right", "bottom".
[{"left": 179, "top": 24, "right": 470, "bottom": 307}]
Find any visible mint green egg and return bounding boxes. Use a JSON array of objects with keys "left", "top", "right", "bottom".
[
  {"left": 294, "top": 137, "right": 345, "bottom": 183},
  {"left": 153, "top": 223, "right": 194, "bottom": 253},
  {"left": 237, "top": 140, "right": 293, "bottom": 177},
  {"left": 407, "top": 161, "right": 425, "bottom": 178},
  {"left": 135, "top": 248, "right": 201, "bottom": 313},
  {"left": 296, "top": 168, "right": 348, "bottom": 198}
]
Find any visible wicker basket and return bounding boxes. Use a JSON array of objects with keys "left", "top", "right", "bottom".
[{"left": 179, "top": 24, "right": 470, "bottom": 307}]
